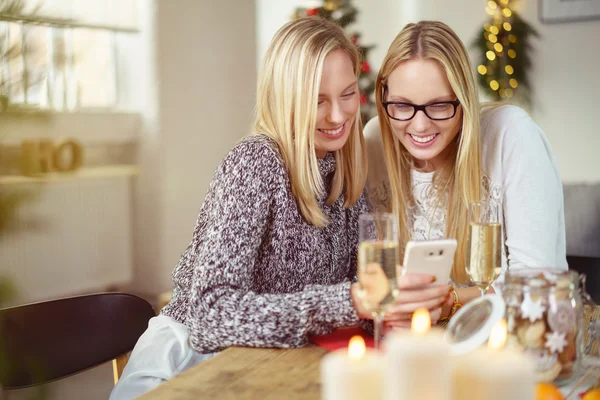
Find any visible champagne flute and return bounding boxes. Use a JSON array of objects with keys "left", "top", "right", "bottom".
[
  {"left": 466, "top": 201, "right": 502, "bottom": 297},
  {"left": 357, "top": 213, "right": 400, "bottom": 350}
]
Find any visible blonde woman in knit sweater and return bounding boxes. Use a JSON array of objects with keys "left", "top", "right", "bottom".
[{"left": 111, "top": 17, "right": 449, "bottom": 400}]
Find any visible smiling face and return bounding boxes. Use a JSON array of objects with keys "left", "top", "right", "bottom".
[
  {"left": 314, "top": 49, "right": 359, "bottom": 158},
  {"left": 385, "top": 58, "right": 462, "bottom": 171}
]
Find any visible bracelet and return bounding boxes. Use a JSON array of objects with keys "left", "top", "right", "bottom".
[
  {"left": 449, "top": 287, "right": 463, "bottom": 316},
  {"left": 438, "top": 288, "right": 464, "bottom": 326}
]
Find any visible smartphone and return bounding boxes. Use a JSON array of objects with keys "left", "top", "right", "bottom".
[{"left": 402, "top": 239, "right": 457, "bottom": 283}]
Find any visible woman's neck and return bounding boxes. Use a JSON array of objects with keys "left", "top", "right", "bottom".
[{"left": 413, "top": 142, "right": 456, "bottom": 172}]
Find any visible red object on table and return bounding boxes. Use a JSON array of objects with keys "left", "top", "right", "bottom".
[{"left": 309, "top": 328, "right": 375, "bottom": 351}]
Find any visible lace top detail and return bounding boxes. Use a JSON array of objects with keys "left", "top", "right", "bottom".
[
  {"left": 410, "top": 169, "right": 447, "bottom": 240},
  {"left": 367, "top": 170, "right": 502, "bottom": 242}
]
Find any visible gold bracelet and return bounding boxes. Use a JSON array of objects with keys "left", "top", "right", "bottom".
[
  {"left": 449, "top": 287, "right": 463, "bottom": 316},
  {"left": 439, "top": 288, "right": 461, "bottom": 325}
]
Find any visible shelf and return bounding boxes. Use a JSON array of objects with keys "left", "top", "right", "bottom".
[
  {"left": 0, "top": 111, "right": 141, "bottom": 145},
  {"left": 0, "top": 13, "right": 139, "bottom": 33},
  {"left": 0, "top": 165, "right": 139, "bottom": 185}
]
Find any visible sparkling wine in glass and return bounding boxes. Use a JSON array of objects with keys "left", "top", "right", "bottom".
[
  {"left": 357, "top": 213, "right": 400, "bottom": 349},
  {"left": 466, "top": 201, "right": 502, "bottom": 297}
]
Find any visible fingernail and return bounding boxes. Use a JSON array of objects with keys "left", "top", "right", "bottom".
[{"left": 431, "top": 276, "right": 437, "bottom": 283}]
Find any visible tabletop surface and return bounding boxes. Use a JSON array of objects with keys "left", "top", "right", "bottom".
[
  {"left": 137, "top": 345, "right": 329, "bottom": 400},
  {"left": 137, "top": 343, "right": 595, "bottom": 400}
]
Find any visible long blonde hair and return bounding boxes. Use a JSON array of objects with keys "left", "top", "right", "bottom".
[
  {"left": 253, "top": 17, "right": 367, "bottom": 227},
  {"left": 375, "top": 21, "right": 481, "bottom": 284}
]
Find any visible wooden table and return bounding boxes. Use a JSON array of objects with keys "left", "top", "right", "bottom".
[
  {"left": 138, "top": 344, "right": 594, "bottom": 400},
  {"left": 138, "top": 345, "right": 329, "bottom": 400}
]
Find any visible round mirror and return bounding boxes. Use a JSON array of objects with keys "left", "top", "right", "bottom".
[{"left": 444, "top": 294, "right": 505, "bottom": 355}]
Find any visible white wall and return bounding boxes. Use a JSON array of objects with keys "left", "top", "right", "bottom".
[
  {"left": 132, "top": 0, "right": 257, "bottom": 295},
  {"left": 256, "top": 0, "right": 600, "bottom": 183}
]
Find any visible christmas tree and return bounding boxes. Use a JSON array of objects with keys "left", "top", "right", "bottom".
[
  {"left": 472, "top": 0, "right": 538, "bottom": 106},
  {"left": 292, "top": 0, "right": 376, "bottom": 124}
]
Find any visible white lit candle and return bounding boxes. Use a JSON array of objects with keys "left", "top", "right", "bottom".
[
  {"left": 453, "top": 319, "right": 536, "bottom": 400},
  {"left": 383, "top": 308, "right": 452, "bottom": 400},
  {"left": 320, "top": 335, "right": 384, "bottom": 400}
]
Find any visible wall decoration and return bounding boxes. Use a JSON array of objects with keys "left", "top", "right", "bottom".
[{"left": 540, "top": 0, "right": 600, "bottom": 23}]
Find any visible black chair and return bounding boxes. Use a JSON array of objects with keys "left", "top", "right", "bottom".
[
  {"left": 567, "top": 255, "right": 600, "bottom": 304},
  {"left": 0, "top": 292, "right": 156, "bottom": 390}
]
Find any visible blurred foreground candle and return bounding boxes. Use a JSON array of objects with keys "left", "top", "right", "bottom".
[
  {"left": 384, "top": 308, "right": 452, "bottom": 400},
  {"left": 454, "top": 319, "right": 536, "bottom": 400},
  {"left": 321, "top": 335, "right": 384, "bottom": 400}
]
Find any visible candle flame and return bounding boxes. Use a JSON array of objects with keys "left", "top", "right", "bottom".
[
  {"left": 488, "top": 319, "right": 507, "bottom": 350},
  {"left": 411, "top": 308, "right": 431, "bottom": 336},
  {"left": 348, "top": 335, "right": 366, "bottom": 360}
]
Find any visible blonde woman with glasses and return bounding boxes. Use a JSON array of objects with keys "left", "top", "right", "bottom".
[
  {"left": 111, "top": 17, "right": 449, "bottom": 400},
  {"left": 364, "top": 21, "right": 568, "bottom": 330}
]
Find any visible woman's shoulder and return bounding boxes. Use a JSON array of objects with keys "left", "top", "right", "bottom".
[
  {"left": 224, "top": 134, "right": 285, "bottom": 171},
  {"left": 362, "top": 117, "right": 391, "bottom": 212},
  {"left": 479, "top": 104, "right": 560, "bottom": 183},
  {"left": 363, "top": 116, "right": 386, "bottom": 171},
  {"left": 231, "top": 134, "right": 282, "bottom": 160},
  {"left": 215, "top": 134, "right": 288, "bottom": 188},
  {"left": 480, "top": 104, "right": 544, "bottom": 146},
  {"left": 363, "top": 116, "right": 384, "bottom": 152}
]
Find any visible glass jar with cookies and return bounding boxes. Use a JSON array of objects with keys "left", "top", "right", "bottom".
[{"left": 502, "top": 269, "right": 583, "bottom": 386}]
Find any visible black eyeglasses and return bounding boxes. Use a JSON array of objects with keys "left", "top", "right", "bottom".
[{"left": 382, "top": 99, "right": 461, "bottom": 121}]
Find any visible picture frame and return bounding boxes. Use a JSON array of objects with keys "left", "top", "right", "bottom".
[{"left": 540, "top": 0, "right": 600, "bottom": 23}]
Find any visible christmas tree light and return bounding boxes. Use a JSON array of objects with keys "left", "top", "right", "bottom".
[{"left": 472, "top": 0, "right": 538, "bottom": 105}]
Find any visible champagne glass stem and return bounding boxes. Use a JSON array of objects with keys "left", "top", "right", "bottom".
[
  {"left": 372, "top": 310, "right": 384, "bottom": 350},
  {"left": 479, "top": 287, "right": 486, "bottom": 297}
]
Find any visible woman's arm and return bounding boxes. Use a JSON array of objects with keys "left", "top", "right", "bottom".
[
  {"left": 497, "top": 107, "right": 567, "bottom": 270},
  {"left": 186, "top": 142, "right": 359, "bottom": 353}
]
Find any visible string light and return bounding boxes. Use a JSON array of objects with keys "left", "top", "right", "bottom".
[{"left": 476, "top": 0, "right": 529, "bottom": 102}]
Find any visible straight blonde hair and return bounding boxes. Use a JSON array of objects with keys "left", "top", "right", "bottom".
[
  {"left": 375, "top": 21, "right": 481, "bottom": 285},
  {"left": 253, "top": 17, "right": 367, "bottom": 227}
]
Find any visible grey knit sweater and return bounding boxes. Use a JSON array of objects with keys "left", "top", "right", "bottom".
[{"left": 161, "top": 134, "right": 367, "bottom": 353}]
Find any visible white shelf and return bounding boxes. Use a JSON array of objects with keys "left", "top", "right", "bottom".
[
  {"left": 0, "top": 165, "right": 139, "bottom": 185},
  {"left": 0, "top": 111, "right": 141, "bottom": 145}
]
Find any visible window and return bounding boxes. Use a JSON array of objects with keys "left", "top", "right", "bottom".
[{"left": 0, "top": 0, "right": 139, "bottom": 111}]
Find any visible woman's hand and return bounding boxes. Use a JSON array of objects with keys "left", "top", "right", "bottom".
[
  {"left": 384, "top": 307, "right": 444, "bottom": 331},
  {"left": 383, "top": 273, "right": 451, "bottom": 330}
]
